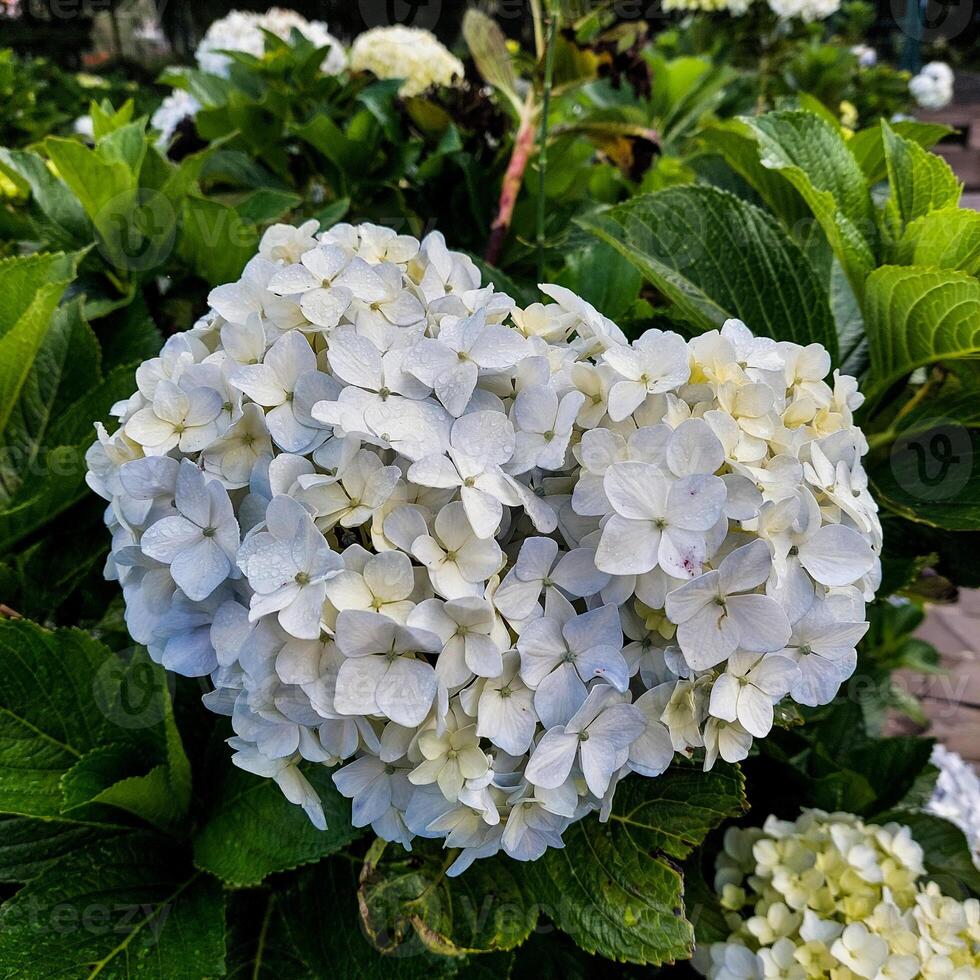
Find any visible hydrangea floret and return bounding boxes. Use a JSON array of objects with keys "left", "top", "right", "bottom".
[
  {"left": 87, "top": 218, "right": 881, "bottom": 872},
  {"left": 700, "top": 809, "right": 980, "bottom": 978}
]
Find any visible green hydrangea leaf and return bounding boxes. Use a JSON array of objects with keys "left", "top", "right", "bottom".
[
  {"left": 357, "top": 763, "right": 746, "bottom": 966},
  {"left": 737, "top": 110, "right": 877, "bottom": 296},
  {"left": 359, "top": 838, "right": 535, "bottom": 956},
  {"left": 192, "top": 764, "right": 362, "bottom": 887},
  {"left": 882, "top": 120, "right": 961, "bottom": 229},
  {"left": 0, "top": 832, "right": 226, "bottom": 978},
  {"left": 0, "top": 620, "right": 190, "bottom": 828},
  {"left": 523, "top": 761, "right": 747, "bottom": 964},
  {"left": 864, "top": 264, "right": 980, "bottom": 398},
  {"left": 578, "top": 185, "right": 837, "bottom": 359},
  {"left": 285, "top": 858, "right": 460, "bottom": 978}
]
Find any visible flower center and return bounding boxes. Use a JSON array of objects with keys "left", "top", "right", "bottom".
[{"left": 295, "top": 571, "right": 311, "bottom": 585}]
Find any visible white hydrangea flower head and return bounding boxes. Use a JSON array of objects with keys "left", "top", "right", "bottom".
[
  {"left": 910, "top": 61, "right": 955, "bottom": 110},
  {"left": 767, "top": 0, "right": 840, "bottom": 21},
  {"left": 87, "top": 217, "right": 882, "bottom": 872},
  {"left": 196, "top": 7, "right": 346, "bottom": 78},
  {"left": 699, "top": 809, "right": 980, "bottom": 978},
  {"left": 929, "top": 745, "right": 980, "bottom": 868},
  {"left": 150, "top": 90, "right": 202, "bottom": 148},
  {"left": 349, "top": 26, "right": 465, "bottom": 97}
]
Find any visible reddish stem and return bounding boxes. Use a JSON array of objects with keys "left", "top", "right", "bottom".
[{"left": 484, "top": 111, "right": 536, "bottom": 267}]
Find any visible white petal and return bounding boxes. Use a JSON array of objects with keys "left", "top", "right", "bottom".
[
  {"left": 677, "top": 604, "right": 739, "bottom": 671},
  {"left": 606, "top": 379, "right": 646, "bottom": 421},
  {"left": 171, "top": 537, "right": 230, "bottom": 601},
  {"left": 327, "top": 330, "right": 383, "bottom": 390},
  {"left": 141, "top": 515, "right": 201, "bottom": 564},
  {"left": 718, "top": 539, "right": 773, "bottom": 594},
  {"left": 460, "top": 485, "right": 503, "bottom": 540},
  {"left": 667, "top": 474, "right": 727, "bottom": 532},
  {"left": 334, "top": 655, "right": 387, "bottom": 715},
  {"left": 335, "top": 609, "right": 397, "bottom": 657},
  {"left": 798, "top": 524, "right": 875, "bottom": 587},
  {"left": 736, "top": 685, "right": 774, "bottom": 739},
  {"left": 408, "top": 454, "right": 461, "bottom": 490},
  {"left": 666, "top": 418, "right": 725, "bottom": 477},
  {"left": 708, "top": 673, "right": 739, "bottom": 723},
  {"left": 524, "top": 728, "right": 579, "bottom": 789},
  {"left": 594, "top": 516, "right": 662, "bottom": 576},
  {"left": 533, "top": 663, "right": 587, "bottom": 730},
  {"left": 376, "top": 657, "right": 437, "bottom": 727},
  {"left": 278, "top": 582, "right": 326, "bottom": 639},
  {"left": 729, "top": 594, "right": 792, "bottom": 653},
  {"left": 603, "top": 461, "right": 667, "bottom": 520},
  {"left": 551, "top": 547, "right": 609, "bottom": 597}
]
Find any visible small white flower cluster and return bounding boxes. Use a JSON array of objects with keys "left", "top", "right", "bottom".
[
  {"left": 72, "top": 114, "right": 94, "bottom": 141},
  {"left": 766, "top": 0, "right": 840, "bottom": 22},
  {"left": 910, "top": 61, "right": 954, "bottom": 110},
  {"left": 700, "top": 809, "right": 980, "bottom": 979},
  {"left": 349, "top": 26, "right": 465, "bottom": 97},
  {"left": 662, "top": 0, "right": 754, "bottom": 15},
  {"left": 87, "top": 219, "right": 880, "bottom": 871},
  {"left": 851, "top": 44, "right": 878, "bottom": 68},
  {"left": 929, "top": 745, "right": 980, "bottom": 869},
  {"left": 196, "top": 7, "right": 346, "bottom": 78},
  {"left": 661, "top": 0, "right": 840, "bottom": 18},
  {"left": 150, "top": 90, "right": 203, "bottom": 148}
]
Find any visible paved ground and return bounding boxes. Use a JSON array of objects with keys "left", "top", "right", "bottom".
[
  {"left": 894, "top": 95, "right": 980, "bottom": 766},
  {"left": 903, "top": 598, "right": 980, "bottom": 766}
]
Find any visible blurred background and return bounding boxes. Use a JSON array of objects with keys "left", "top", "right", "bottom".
[{"left": 1, "top": 0, "right": 977, "bottom": 73}]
